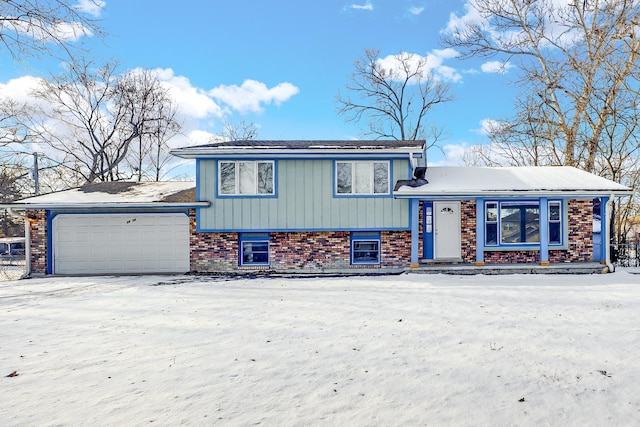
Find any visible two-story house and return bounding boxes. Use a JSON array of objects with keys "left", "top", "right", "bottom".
[{"left": 2, "top": 139, "right": 632, "bottom": 276}]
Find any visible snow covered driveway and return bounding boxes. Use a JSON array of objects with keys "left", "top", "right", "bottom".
[{"left": 1, "top": 273, "right": 639, "bottom": 426}]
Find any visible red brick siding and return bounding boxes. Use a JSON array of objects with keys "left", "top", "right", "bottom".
[
  {"left": 26, "top": 209, "right": 47, "bottom": 274},
  {"left": 190, "top": 206, "right": 413, "bottom": 272},
  {"left": 461, "top": 200, "right": 476, "bottom": 263}
]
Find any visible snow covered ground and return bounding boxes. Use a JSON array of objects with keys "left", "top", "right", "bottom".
[{"left": 1, "top": 272, "right": 639, "bottom": 426}]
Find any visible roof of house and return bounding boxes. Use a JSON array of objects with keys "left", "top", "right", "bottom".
[
  {"left": 0, "top": 181, "right": 209, "bottom": 210},
  {"left": 171, "top": 139, "right": 426, "bottom": 158},
  {"left": 393, "top": 166, "right": 633, "bottom": 198}
]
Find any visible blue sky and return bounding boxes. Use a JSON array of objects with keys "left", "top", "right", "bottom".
[{"left": 0, "top": 0, "right": 521, "bottom": 166}]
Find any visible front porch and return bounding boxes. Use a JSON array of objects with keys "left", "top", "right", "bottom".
[{"left": 408, "top": 261, "right": 607, "bottom": 275}]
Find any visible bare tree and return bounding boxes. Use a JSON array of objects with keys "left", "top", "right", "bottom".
[
  {"left": 0, "top": 0, "right": 104, "bottom": 60},
  {"left": 29, "top": 59, "right": 182, "bottom": 183},
  {"left": 444, "top": 0, "right": 640, "bottom": 172},
  {"left": 446, "top": 0, "right": 640, "bottom": 244},
  {"left": 118, "top": 69, "right": 182, "bottom": 182},
  {"left": 221, "top": 120, "right": 259, "bottom": 141},
  {"left": 337, "top": 48, "right": 454, "bottom": 143}
]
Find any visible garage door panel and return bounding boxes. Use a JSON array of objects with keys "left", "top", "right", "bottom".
[{"left": 53, "top": 213, "right": 190, "bottom": 274}]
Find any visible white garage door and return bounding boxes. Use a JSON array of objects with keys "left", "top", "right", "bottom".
[{"left": 52, "top": 213, "right": 190, "bottom": 274}]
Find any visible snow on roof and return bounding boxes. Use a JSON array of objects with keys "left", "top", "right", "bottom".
[
  {"left": 13, "top": 181, "right": 197, "bottom": 206},
  {"left": 394, "top": 166, "right": 632, "bottom": 196}
]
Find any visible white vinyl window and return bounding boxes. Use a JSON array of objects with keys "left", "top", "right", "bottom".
[
  {"left": 219, "top": 161, "right": 274, "bottom": 196},
  {"left": 336, "top": 161, "right": 389, "bottom": 195}
]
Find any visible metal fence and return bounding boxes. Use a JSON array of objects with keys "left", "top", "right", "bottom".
[
  {"left": 0, "top": 255, "right": 26, "bottom": 281},
  {"left": 612, "top": 241, "right": 640, "bottom": 268}
]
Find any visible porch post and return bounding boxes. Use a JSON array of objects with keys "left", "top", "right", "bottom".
[
  {"left": 410, "top": 199, "right": 420, "bottom": 267},
  {"left": 475, "top": 198, "right": 485, "bottom": 266},
  {"left": 539, "top": 197, "right": 549, "bottom": 265},
  {"left": 600, "top": 196, "right": 608, "bottom": 263}
]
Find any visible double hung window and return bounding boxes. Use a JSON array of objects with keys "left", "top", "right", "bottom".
[
  {"left": 336, "top": 161, "right": 389, "bottom": 195},
  {"left": 219, "top": 161, "right": 274, "bottom": 196},
  {"left": 485, "top": 201, "right": 563, "bottom": 246}
]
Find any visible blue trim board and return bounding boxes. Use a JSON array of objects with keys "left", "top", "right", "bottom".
[
  {"left": 195, "top": 226, "right": 411, "bottom": 233},
  {"left": 422, "top": 201, "right": 434, "bottom": 260},
  {"left": 600, "top": 196, "right": 608, "bottom": 263},
  {"left": 46, "top": 210, "right": 53, "bottom": 275},
  {"left": 539, "top": 197, "right": 549, "bottom": 263}
]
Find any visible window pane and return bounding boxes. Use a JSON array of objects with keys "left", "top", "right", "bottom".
[
  {"left": 337, "top": 162, "right": 352, "bottom": 193},
  {"left": 239, "top": 162, "right": 256, "bottom": 194},
  {"left": 486, "top": 223, "right": 498, "bottom": 245},
  {"left": 500, "top": 205, "right": 539, "bottom": 244},
  {"left": 549, "top": 223, "right": 561, "bottom": 244},
  {"left": 242, "top": 241, "right": 269, "bottom": 265},
  {"left": 373, "top": 162, "right": 389, "bottom": 193},
  {"left": 257, "top": 162, "right": 274, "bottom": 194},
  {"left": 486, "top": 203, "right": 497, "bottom": 222},
  {"left": 354, "top": 162, "right": 371, "bottom": 193},
  {"left": 220, "top": 162, "right": 236, "bottom": 194},
  {"left": 549, "top": 203, "right": 561, "bottom": 221},
  {"left": 353, "top": 240, "right": 380, "bottom": 264},
  {"left": 524, "top": 207, "right": 540, "bottom": 243}
]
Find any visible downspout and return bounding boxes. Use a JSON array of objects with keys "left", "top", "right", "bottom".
[
  {"left": 605, "top": 194, "right": 615, "bottom": 273},
  {"left": 6, "top": 208, "right": 30, "bottom": 278}
]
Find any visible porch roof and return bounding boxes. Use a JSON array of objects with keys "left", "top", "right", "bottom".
[{"left": 393, "top": 166, "right": 633, "bottom": 198}]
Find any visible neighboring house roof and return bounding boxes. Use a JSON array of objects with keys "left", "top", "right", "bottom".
[
  {"left": 0, "top": 181, "right": 209, "bottom": 210},
  {"left": 171, "top": 139, "right": 426, "bottom": 158},
  {"left": 393, "top": 166, "right": 633, "bottom": 198}
]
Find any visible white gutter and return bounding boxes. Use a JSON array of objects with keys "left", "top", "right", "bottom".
[
  {"left": 5, "top": 207, "right": 30, "bottom": 278},
  {"left": 605, "top": 194, "right": 615, "bottom": 273}
]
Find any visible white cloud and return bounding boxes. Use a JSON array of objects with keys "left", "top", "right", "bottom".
[
  {"left": 208, "top": 80, "right": 300, "bottom": 114},
  {"left": 75, "top": 0, "right": 105, "bottom": 17},
  {"left": 377, "top": 48, "right": 462, "bottom": 83},
  {"left": 428, "top": 143, "right": 468, "bottom": 166},
  {"left": 474, "top": 118, "right": 508, "bottom": 135},
  {"left": 409, "top": 6, "right": 425, "bottom": 16},
  {"left": 480, "top": 60, "right": 514, "bottom": 74},
  {"left": 347, "top": 1, "right": 373, "bottom": 11},
  {"left": 0, "top": 76, "right": 42, "bottom": 102},
  {"left": 154, "top": 68, "right": 224, "bottom": 119}
]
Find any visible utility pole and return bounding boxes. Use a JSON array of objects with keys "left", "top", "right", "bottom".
[{"left": 32, "top": 152, "right": 39, "bottom": 195}]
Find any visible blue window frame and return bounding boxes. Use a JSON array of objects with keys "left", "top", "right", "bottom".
[
  {"left": 335, "top": 161, "right": 390, "bottom": 196},
  {"left": 351, "top": 231, "right": 381, "bottom": 265},
  {"left": 485, "top": 201, "right": 563, "bottom": 247},
  {"left": 240, "top": 233, "right": 270, "bottom": 266},
  {"left": 219, "top": 161, "right": 275, "bottom": 196}
]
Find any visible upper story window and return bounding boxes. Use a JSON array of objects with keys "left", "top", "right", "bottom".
[
  {"left": 336, "top": 161, "right": 390, "bottom": 195},
  {"left": 219, "top": 161, "right": 275, "bottom": 196},
  {"left": 485, "top": 201, "right": 563, "bottom": 246}
]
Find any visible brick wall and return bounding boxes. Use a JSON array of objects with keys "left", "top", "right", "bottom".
[
  {"left": 190, "top": 207, "right": 412, "bottom": 272},
  {"left": 550, "top": 199, "right": 593, "bottom": 263},
  {"left": 26, "top": 209, "right": 47, "bottom": 274},
  {"left": 461, "top": 200, "right": 476, "bottom": 263}
]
